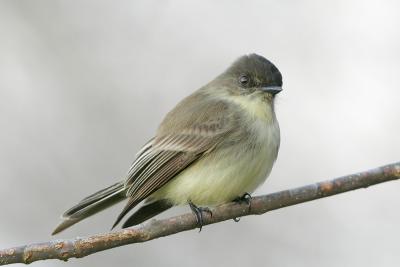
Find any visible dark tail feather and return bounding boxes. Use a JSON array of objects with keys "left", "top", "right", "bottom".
[
  {"left": 52, "top": 182, "right": 126, "bottom": 235},
  {"left": 111, "top": 197, "right": 141, "bottom": 229},
  {"left": 122, "top": 199, "right": 173, "bottom": 228}
]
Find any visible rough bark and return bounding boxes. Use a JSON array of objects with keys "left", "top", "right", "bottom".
[{"left": 1, "top": 162, "right": 399, "bottom": 265}]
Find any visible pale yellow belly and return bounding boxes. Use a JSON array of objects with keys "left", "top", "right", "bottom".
[{"left": 150, "top": 128, "right": 279, "bottom": 206}]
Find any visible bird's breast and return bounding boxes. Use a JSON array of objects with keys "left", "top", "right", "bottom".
[{"left": 151, "top": 97, "right": 280, "bottom": 206}]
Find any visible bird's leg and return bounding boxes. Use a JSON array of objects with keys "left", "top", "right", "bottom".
[
  {"left": 188, "top": 201, "right": 212, "bottom": 232},
  {"left": 232, "top": 192, "right": 252, "bottom": 222}
]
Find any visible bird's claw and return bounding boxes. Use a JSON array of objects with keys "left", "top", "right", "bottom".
[
  {"left": 232, "top": 192, "right": 252, "bottom": 223},
  {"left": 189, "top": 201, "right": 212, "bottom": 232},
  {"left": 234, "top": 192, "right": 252, "bottom": 208}
]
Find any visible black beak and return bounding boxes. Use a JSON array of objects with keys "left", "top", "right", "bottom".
[{"left": 261, "top": 86, "right": 282, "bottom": 95}]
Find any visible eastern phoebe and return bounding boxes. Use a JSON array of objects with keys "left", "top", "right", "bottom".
[{"left": 52, "top": 54, "right": 282, "bottom": 235}]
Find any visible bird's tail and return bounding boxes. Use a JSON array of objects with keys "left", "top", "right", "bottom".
[{"left": 52, "top": 181, "right": 126, "bottom": 235}]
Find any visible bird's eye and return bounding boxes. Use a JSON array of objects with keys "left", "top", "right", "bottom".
[{"left": 239, "top": 74, "right": 250, "bottom": 86}]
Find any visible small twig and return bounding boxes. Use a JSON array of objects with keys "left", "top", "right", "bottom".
[{"left": 1, "top": 162, "right": 399, "bottom": 265}]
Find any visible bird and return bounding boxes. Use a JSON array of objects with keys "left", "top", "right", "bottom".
[{"left": 52, "top": 53, "right": 282, "bottom": 235}]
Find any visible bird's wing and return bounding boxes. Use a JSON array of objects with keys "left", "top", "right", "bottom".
[{"left": 112, "top": 97, "right": 238, "bottom": 228}]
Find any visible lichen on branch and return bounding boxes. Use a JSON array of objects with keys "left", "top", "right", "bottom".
[{"left": 0, "top": 162, "right": 399, "bottom": 265}]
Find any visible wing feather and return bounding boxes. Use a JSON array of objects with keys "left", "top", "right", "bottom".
[{"left": 113, "top": 97, "right": 238, "bottom": 228}]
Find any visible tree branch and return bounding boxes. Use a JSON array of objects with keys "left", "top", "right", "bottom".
[{"left": 1, "top": 162, "right": 399, "bottom": 265}]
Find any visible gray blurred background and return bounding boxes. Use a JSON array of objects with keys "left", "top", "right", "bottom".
[{"left": 1, "top": 0, "right": 399, "bottom": 266}]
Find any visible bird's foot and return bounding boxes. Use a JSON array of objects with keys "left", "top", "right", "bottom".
[
  {"left": 233, "top": 192, "right": 252, "bottom": 222},
  {"left": 234, "top": 192, "right": 252, "bottom": 207},
  {"left": 189, "top": 201, "right": 212, "bottom": 232}
]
